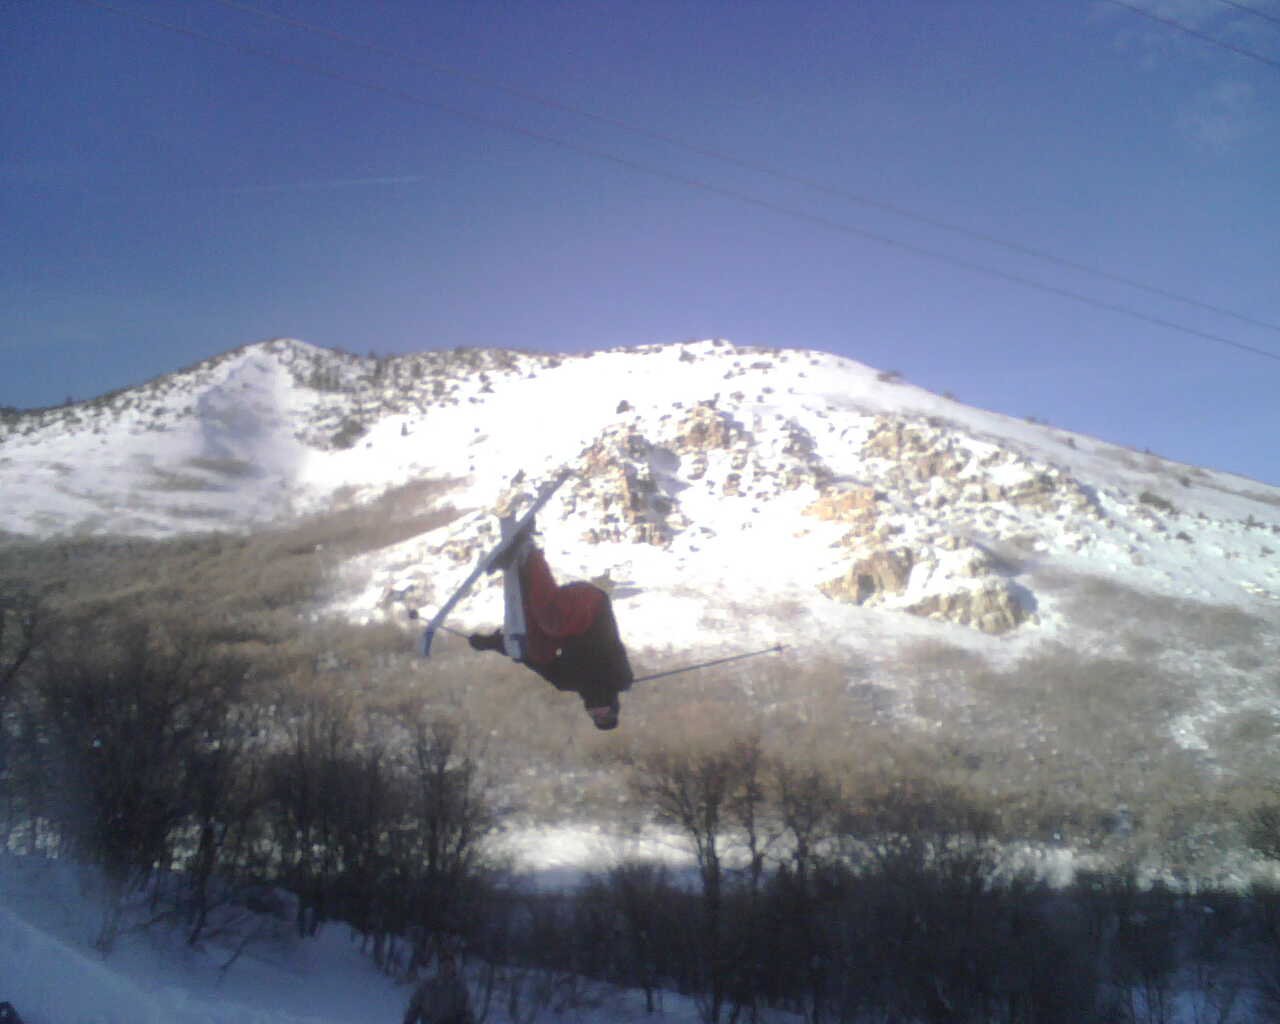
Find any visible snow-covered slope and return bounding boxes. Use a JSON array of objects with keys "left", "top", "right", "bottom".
[
  {"left": 0, "top": 852, "right": 702, "bottom": 1024},
  {"left": 3, "top": 337, "right": 1277, "bottom": 660}
]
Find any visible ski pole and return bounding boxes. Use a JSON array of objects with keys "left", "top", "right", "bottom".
[
  {"left": 631, "top": 644, "right": 785, "bottom": 685},
  {"left": 407, "top": 613, "right": 468, "bottom": 640}
]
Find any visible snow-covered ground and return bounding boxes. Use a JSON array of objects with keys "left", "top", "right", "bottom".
[
  {"left": 4, "top": 338, "right": 1276, "bottom": 625},
  {"left": 0, "top": 845, "right": 721, "bottom": 1024},
  {"left": 2, "top": 841, "right": 1274, "bottom": 1024}
]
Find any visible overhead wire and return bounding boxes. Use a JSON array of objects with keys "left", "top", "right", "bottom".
[
  {"left": 207, "top": 0, "right": 1280, "bottom": 339},
  {"left": 1215, "top": 0, "right": 1280, "bottom": 30},
  {"left": 68, "top": 0, "right": 1280, "bottom": 365},
  {"left": 1105, "top": 0, "right": 1280, "bottom": 71}
]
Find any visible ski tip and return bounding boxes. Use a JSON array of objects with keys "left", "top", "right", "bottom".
[{"left": 420, "top": 628, "right": 436, "bottom": 658}]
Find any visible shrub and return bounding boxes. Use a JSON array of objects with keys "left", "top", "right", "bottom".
[
  {"left": 331, "top": 416, "right": 367, "bottom": 449},
  {"left": 1139, "top": 490, "right": 1177, "bottom": 514}
]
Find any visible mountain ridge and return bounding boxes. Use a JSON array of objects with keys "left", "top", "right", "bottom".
[
  {"left": 5, "top": 336, "right": 1280, "bottom": 871},
  {"left": 3, "top": 338, "right": 1277, "bottom": 647}
]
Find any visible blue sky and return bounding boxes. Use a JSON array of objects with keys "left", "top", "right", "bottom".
[{"left": 3, "top": 0, "right": 1278, "bottom": 483}]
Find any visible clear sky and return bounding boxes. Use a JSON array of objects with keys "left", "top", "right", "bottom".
[{"left": 3, "top": 0, "right": 1278, "bottom": 484}]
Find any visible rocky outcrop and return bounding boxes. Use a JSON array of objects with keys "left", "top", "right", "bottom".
[
  {"left": 673, "top": 402, "right": 744, "bottom": 453},
  {"left": 674, "top": 405, "right": 742, "bottom": 487},
  {"left": 853, "top": 414, "right": 1101, "bottom": 523},
  {"left": 818, "top": 529, "right": 1034, "bottom": 635},
  {"left": 434, "top": 401, "right": 1082, "bottom": 631},
  {"left": 820, "top": 547, "right": 914, "bottom": 604},
  {"left": 800, "top": 412, "right": 1109, "bottom": 632},
  {"left": 863, "top": 419, "right": 971, "bottom": 487},
  {"left": 806, "top": 486, "right": 883, "bottom": 542},
  {"left": 1000, "top": 469, "right": 1099, "bottom": 517},
  {"left": 807, "top": 486, "right": 882, "bottom": 521},
  {"left": 775, "top": 422, "right": 832, "bottom": 491},
  {"left": 906, "top": 580, "right": 1030, "bottom": 635},
  {"left": 571, "top": 425, "right": 689, "bottom": 546}
]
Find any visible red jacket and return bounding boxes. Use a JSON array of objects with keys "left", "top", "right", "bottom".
[
  {"left": 521, "top": 549, "right": 604, "bottom": 665},
  {"left": 519, "top": 549, "right": 632, "bottom": 709}
]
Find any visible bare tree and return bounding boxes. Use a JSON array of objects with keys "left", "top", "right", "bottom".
[
  {"left": 630, "top": 735, "right": 764, "bottom": 1024},
  {"left": 0, "top": 585, "right": 38, "bottom": 710},
  {"left": 771, "top": 763, "right": 843, "bottom": 1024},
  {"left": 606, "top": 861, "right": 674, "bottom": 1013},
  {"left": 395, "top": 708, "right": 497, "bottom": 969},
  {"left": 32, "top": 614, "right": 249, "bottom": 950},
  {"left": 182, "top": 696, "right": 267, "bottom": 947},
  {"left": 260, "top": 682, "right": 356, "bottom": 936},
  {"left": 0, "top": 584, "right": 41, "bottom": 834}
]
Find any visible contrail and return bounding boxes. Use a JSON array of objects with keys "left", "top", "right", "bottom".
[{"left": 216, "top": 175, "right": 427, "bottom": 194}]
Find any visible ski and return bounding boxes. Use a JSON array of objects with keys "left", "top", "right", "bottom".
[
  {"left": 420, "top": 469, "right": 570, "bottom": 657},
  {"left": 499, "top": 512, "right": 530, "bottom": 661}
]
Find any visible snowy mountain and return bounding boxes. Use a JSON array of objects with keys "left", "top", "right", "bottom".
[
  {"left": 3, "top": 337, "right": 1277, "bottom": 641},
  {"left": 3, "top": 336, "right": 1279, "bottom": 776},
  {"left": 5, "top": 337, "right": 1280, "bottom": 1022}
]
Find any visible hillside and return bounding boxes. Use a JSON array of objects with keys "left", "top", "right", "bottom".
[
  {"left": 3, "top": 337, "right": 1279, "bottom": 874},
  {"left": 3, "top": 338, "right": 1277, "bottom": 646}
]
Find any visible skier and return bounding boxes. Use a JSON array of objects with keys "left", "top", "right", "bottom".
[
  {"left": 468, "top": 540, "right": 633, "bottom": 730},
  {"left": 402, "top": 951, "right": 473, "bottom": 1024}
]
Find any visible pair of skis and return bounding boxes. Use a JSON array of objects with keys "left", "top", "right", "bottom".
[{"left": 419, "top": 469, "right": 569, "bottom": 659}]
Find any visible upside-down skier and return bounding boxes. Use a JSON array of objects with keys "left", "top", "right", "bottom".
[{"left": 467, "top": 535, "right": 633, "bottom": 731}]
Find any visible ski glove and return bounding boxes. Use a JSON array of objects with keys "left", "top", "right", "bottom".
[{"left": 468, "top": 630, "right": 504, "bottom": 653}]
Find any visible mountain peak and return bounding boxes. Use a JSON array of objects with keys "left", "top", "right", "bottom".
[{"left": 2, "top": 338, "right": 1277, "bottom": 640}]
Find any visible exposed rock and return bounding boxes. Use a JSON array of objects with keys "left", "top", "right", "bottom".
[
  {"left": 673, "top": 402, "right": 745, "bottom": 452},
  {"left": 905, "top": 448, "right": 970, "bottom": 483},
  {"left": 770, "top": 420, "right": 832, "bottom": 491},
  {"left": 944, "top": 541, "right": 1000, "bottom": 578},
  {"left": 781, "top": 466, "right": 819, "bottom": 491},
  {"left": 1003, "top": 472, "right": 1058, "bottom": 510},
  {"left": 820, "top": 547, "right": 915, "bottom": 605},
  {"left": 905, "top": 580, "right": 1030, "bottom": 635},
  {"left": 783, "top": 423, "right": 818, "bottom": 459},
  {"left": 862, "top": 419, "right": 933, "bottom": 461},
  {"left": 806, "top": 486, "right": 882, "bottom": 522},
  {"left": 999, "top": 467, "right": 1100, "bottom": 518},
  {"left": 574, "top": 425, "right": 689, "bottom": 546},
  {"left": 819, "top": 534, "right": 1033, "bottom": 634},
  {"left": 856, "top": 415, "right": 1100, "bottom": 531}
]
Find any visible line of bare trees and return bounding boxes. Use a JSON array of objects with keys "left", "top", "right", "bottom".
[
  {"left": 551, "top": 734, "right": 1280, "bottom": 1024},
  {"left": 0, "top": 592, "right": 493, "bottom": 966},
  {"left": 6, "top": 586, "right": 1280, "bottom": 1021}
]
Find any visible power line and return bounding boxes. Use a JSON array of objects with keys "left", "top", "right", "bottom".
[
  {"left": 1106, "top": 0, "right": 1280, "bottom": 71},
  {"left": 69, "top": 0, "right": 1280, "bottom": 365},
  {"left": 208, "top": 0, "right": 1280, "bottom": 338},
  {"left": 1216, "top": 0, "right": 1280, "bottom": 30}
]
